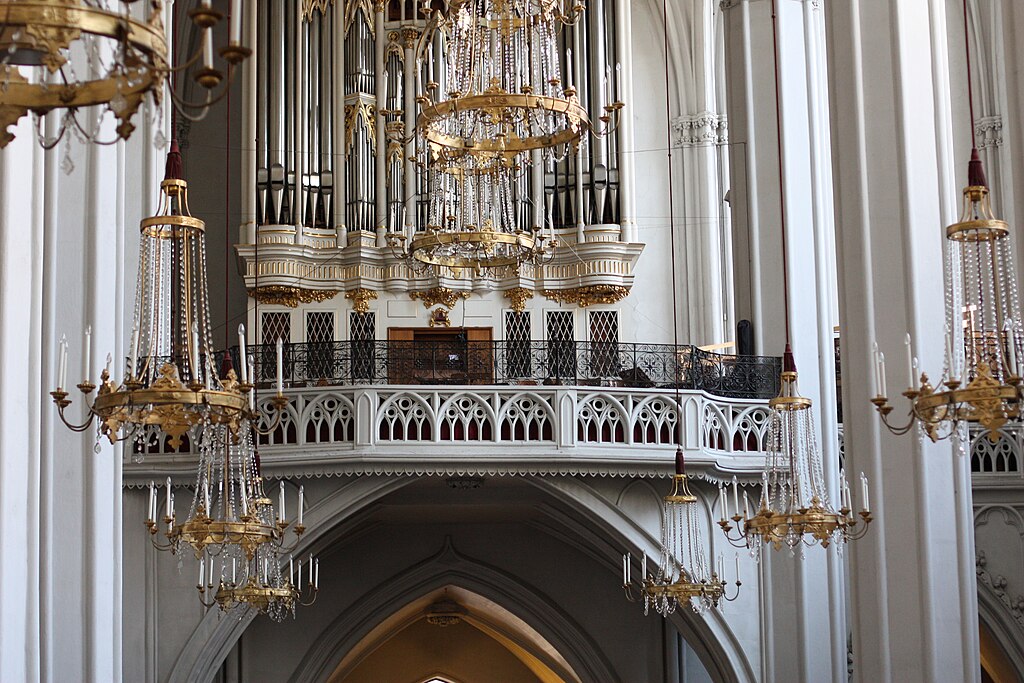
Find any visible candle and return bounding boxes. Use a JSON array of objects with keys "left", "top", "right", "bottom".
[
  {"left": 743, "top": 492, "right": 750, "bottom": 518},
  {"left": 276, "top": 338, "right": 284, "bottom": 395},
  {"left": 878, "top": 353, "right": 887, "bottom": 397},
  {"left": 203, "top": 27, "right": 214, "bottom": 69},
  {"left": 732, "top": 476, "right": 739, "bottom": 517},
  {"left": 1007, "top": 326, "right": 1018, "bottom": 377},
  {"left": 204, "top": 482, "right": 210, "bottom": 512},
  {"left": 717, "top": 554, "right": 724, "bottom": 578},
  {"left": 105, "top": 353, "right": 112, "bottom": 375},
  {"left": 735, "top": 553, "right": 740, "bottom": 581},
  {"left": 641, "top": 552, "right": 647, "bottom": 579},
  {"left": 309, "top": 554, "right": 313, "bottom": 586},
  {"left": 279, "top": 481, "right": 286, "bottom": 523},
  {"left": 718, "top": 485, "right": 726, "bottom": 520},
  {"left": 129, "top": 325, "right": 140, "bottom": 378},
  {"left": 191, "top": 330, "right": 200, "bottom": 382},
  {"left": 83, "top": 325, "right": 91, "bottom": 382},
  {"left": 871, "top": 341, "right": 880, "bottom": 396},
  {"left": 860, "top": 473, "right": 869, "bottom": 511},
  {"left": 57, "top": 335, "right": 67, "bottom": 390},
  {"left": 148, "top": 482, "right": 155, "bottom": 521},
  {"left": 240, "top": 479, "right": 248, "bottom": 516},
  {"left": 905, "top": 333, "right": 913, "bottom": 389},
  {"left": 165, "top": 477, "right": 171, "bottom": 518},
  {"left": 615, "top": 62, "right": 621, "bottom": 101},
  {"left": 298, "top": 485, "right": 304, "bottom": 525},
  {"left": 912, "top": 357, "right": 919, "bottom": 390},
  {"left": 230, "top": 0, "right": 242, "bottom": 44},
  {"left": 565, "top": 48, "right": 572, "bottom": 87},
  {"left": 290, "top": 556, "right": 294, "bottom": 585},
  {"left": 249, "top": 356, "right": 256, "bottom": 391},
  {"left": 238, "top": 324, "right": 248, "bottom": 383},
  {"left": 622, "top": 555, "right": 627, "bottom": 584},
  {"left": 199, "top": 559, "right": 204, "bottom": 586},
  {"left": 232, "top": 558, "right": 237, "bottom": 584},
  {"left": 315, "top": 559, "right": 319, "bottom": 588}
]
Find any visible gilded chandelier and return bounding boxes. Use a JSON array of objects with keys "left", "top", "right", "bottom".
[
  {"left": 0, "top": 0, "right": 250, "bottom": 150},
  {"left": 145, "top": 425, "right": 318, "bottom": 621},
  {"left": 623, "top": 449, "right": 740, "bottom": 615},
  {"left": 721, "top": 353, "right": 871, "bottom": 552},
  {"left": 872, "top": 152, "right": 1022, "bottom": 443},
  {"left": 51, "top": 144, "right": 285, "bottom": 450}
]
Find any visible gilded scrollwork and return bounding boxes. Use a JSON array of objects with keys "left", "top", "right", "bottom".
[{"left": 248, "top": 286, "right": 339, "bottom": 308}]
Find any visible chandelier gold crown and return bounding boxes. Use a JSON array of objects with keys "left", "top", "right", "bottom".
[{"left": 0, "top": 0, "right": 250, "bottom": 150}]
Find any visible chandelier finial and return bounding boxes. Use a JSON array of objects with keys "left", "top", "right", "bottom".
[
  {"left": 165, "top": 139, "right": 184, "bottom": 181},
  {"left": 783, "top": 344, "right": 797, "bottom": 373},
  {"left": 967, "top": 147, "right": 987, "bottom": 188}
]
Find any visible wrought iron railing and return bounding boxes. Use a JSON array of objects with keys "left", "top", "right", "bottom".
[{"left": 230, "top": 341, "right": 781, "bottom": 400}]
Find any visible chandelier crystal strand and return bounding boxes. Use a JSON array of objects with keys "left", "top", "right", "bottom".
[
  {"left": 50, "top": 142, "right": 286, "bottom": 450},
  {"left": 721, "top": 348, "right": 872, "bottom": 552},
  {"left": 0, "top": 0, "right": 251, "bottom": 151}
]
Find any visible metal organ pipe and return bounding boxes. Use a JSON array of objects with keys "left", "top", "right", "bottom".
[{"left": 374, "top": 6, "right": 386, "bottom": 245}]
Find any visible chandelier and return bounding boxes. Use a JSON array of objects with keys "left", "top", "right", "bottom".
[
  {"left": 387, "top": 0, "right": 623, "bottom": 277},
  {"left": 720, "top": 352, "right": 872, "bottom": 552},
  {"left": 145, "top": 423, "right": 318, "bottom": 620},
  {"left": 623, "top": 450, "right": 740, "bottom": 615},
  {"left": 50, "top": 143, "right": 285, "bottom": 450},
  {"left": 387, "top": 153, "right": 556, "bottom": 276},
  {"left": 871, "top": 0, "right": 1021, "bottom": 443},
  {"left": 0, "top": 0, "right": 250, "bottom": 151}
]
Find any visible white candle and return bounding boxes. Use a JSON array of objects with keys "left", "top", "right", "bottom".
[
  {"left": 879, "top": 353, "right": 887, "bottom": 397},
  {"left": 904, "top": 333, "right": 914, "bottom": 389},
  {"left": 860, "top": 473, "right": 869, "bottom": 511},
  {"left": 203, "top": 27, "right": 214, "bottom": 69},
  {"left": 734, "top": 553, "right": 740, "bottom": 581},
  {"left": 871, "top": 341, "right": 880, "bottom": 396},
  {"left": 191, "top": 330, "right": 200, "bottom": 382},
  {"left": 743, "top": 492, "right": 750, "bottom": 518},
  {"left": 240, "top": 479, "right": 248, "bottom": 516},
  {"left": 298, "top": 485, "right": 304, "bottom": 525},
  {"left": 732, "top": 476, "right": 739, "bottom": 516},
  {"left": 105, "top": 353, "right": 112, "bottom": 375},
  {"left": 626, "top": 554, "right": 631, "bottom": 583},
  {"left": 83, "top": 325, "right": 91, "bottom": 382},
  {"left": 622, "top": 555, "right": 627, "bottom": 584},
  {"left": 565, "top": 48, "right": 572, "bottom": 87},
  {"left": 204, "top": 482, "right": 210, "bottom": 512},
  {"left": 230, "top": 0, "right": 242, "bottom": 44},
  {"left": 315, "top": 559, "right": 319, "bottom": 588},
  {"left": 129, "top": 326, "right": 140, "bottom": 378},
  {"left": 641, "top": 552, "right": 647, "bottom": 579},
  {"left": 199, "top": 559, "right": 204, "bottom": 586},
  {"left": 1007, "top": 326, "right": 1018, "bottom": 377},
  {"left": 57, "top": 335, "right": 67, "bottom": 390},
  {"left": 615, "top": 62, "right": 621, "bottom": 101},
  {"left": 238, "top": 324, "right": 248, "bottom": 383},
  {"left": 717, "top": 554, "right": 723, "bottom": 578},
  {"left": 911, "top": 358, "right": 919, "bottom": 390},
  {"left": 718, "top": 485, "right": 726, "bottom": 520},
  {"left": 279, "top": 481, "right": 285, "bottom": 523},
  {"left": 290, "top": 556, "right": 294, "bottom": 586},
  {"left": 309, "top": 554, "right": 313, "bottom": 585},
  {"left": 276, "top": 338, "right": 284, "bottom": 395},
  {"left": 232, "top": 558, "right": 237, "bottom": 584},
  {"left": 148, "top": 482, "right": 155, "bottom": 521},
  {"left": 165, "top": 477, "right": 172, "bottom": 518}
]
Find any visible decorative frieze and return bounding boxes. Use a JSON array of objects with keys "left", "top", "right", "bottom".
[
  {"left": 410, "top": 287, "right": 471, "bottom": 309},
  {"left": 504, "top": 288, "right": 533, "bottom": 312},
  {"left": 344, "top": 288, "right": 378, "bottom": 313},
  {"left": 248, "top": 286, "right": 339, "bottom": 308},
  {"left": 542, "top": 285, "right": 630, "bottom": 307},
  {"left": 671, "top": 112, "right": 728, "bottom": 147}
]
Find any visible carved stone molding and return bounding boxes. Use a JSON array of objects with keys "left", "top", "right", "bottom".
[
  {"left": 410, "top": 287, "right": 470, "bottom": 309},
  {"left": 504, "top": 288, "right": 534, "bottom": 313},
  {"left": 671, "top": 112, "right": 728, "bottom": 147},
  {"left": 345, "top": 288, "right": 378, "bottom": 313},
  {"left": 976, "top": 115, "right": 1003, "bottom": 149},
  {"left": 248, "top": 286, "right": 339, "bottom": 308},
  {"left": 542, "top": 285, "right": 630, "bottom": 307},
  {"left": 977, "top": 550, "right": 1024, "bottom": 631}
]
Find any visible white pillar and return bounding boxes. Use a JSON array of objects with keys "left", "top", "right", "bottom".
[
  {"left": 826, "top": 1, "right": 980, "bottom": 681},
  {"left": 722, "top": 0, "right": 844, "bottom": 681}
]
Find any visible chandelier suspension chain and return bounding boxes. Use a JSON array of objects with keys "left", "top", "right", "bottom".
[
  {"left": 770, "top": 0, "right": 790, "bottom": 345},
  {"left": 961, "top": 0, "right": 977, "bottom": 149}
]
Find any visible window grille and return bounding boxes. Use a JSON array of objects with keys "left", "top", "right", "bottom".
[
  {"left": 350, "top": 312, "right": 376, "bottom": 381},
  {"left": 260, "top": 312, "right": 291, "bottom": 384},
  {"left": 305, "top": 311, "right": 336, "bottom": 380},
  {"left": 546, "top": 311, "right": 576, "bottom": 380},
  {"left": 589, "top": 310, "right": 620, "bottom": 377},
  {"left": 505, "top": 311, "right": 532, "bottom": 377}
]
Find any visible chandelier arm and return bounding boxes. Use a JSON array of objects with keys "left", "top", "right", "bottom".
[
  {"left": 167, "top": 70, "right": 235, "bottom": 114},
  {"left": 65, "top": 111, "right": 128, "bottom": 146},
  {"left": 195, "top": 587, "right": 218, "bottom": 609},
  {"left": 249, "top": 404, "right": 286, "bottom": 437}
]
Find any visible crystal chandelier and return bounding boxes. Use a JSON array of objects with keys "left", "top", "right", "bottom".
[
  {"left": 720, "top": 351, "right": 872, "bottom": 552},
  {"left": 623, "top": 449, "right": 740, "bottom": 615},
  {"left": 144, "top": 423, "right": 318, "bottom": 621},
  {"left": 387, "top": 153, "right": 556, "bottom": 276},
  {"left": 385, "top": 0, "right": 623, "bottom": 276},
  {"left": 50, "top": 143, "right": 284, "bottom": 450},
  {"left": 871, "top": 0, "right": 1021, "bottom": 443},
  {"left": 0, "top": 0, "right": 250, "bottom": 150}
]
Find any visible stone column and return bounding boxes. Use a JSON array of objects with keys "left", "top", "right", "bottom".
[
  {"left": 826, "top": 1, "right": 980, "bottom": 682},
  {"left": 722, "top": 0, "right": 845, "bottom": 681}
]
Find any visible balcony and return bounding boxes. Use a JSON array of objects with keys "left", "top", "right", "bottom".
[
  {"left": 122, "top": 343, "right": 781, "bottom": 482},
  {"left": 242, "top": 340, "right": 782, "bottom": 400}
]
